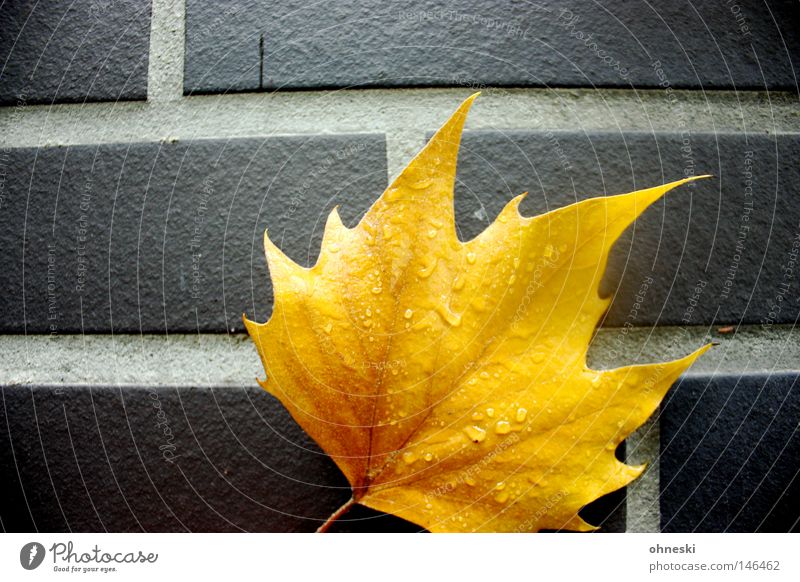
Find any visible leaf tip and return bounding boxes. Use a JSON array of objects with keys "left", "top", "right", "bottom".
[
  {"left": 693, "top": 342, "right": 715, "bottom": 359},
  {"left": 242, "top": 312, "right": 257, "bottom": 333}
]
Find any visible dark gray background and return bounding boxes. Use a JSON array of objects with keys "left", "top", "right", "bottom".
[
  {"left": 0, "top": 0, "right": 152, "bottom": 104},
  {"left": 186, "top": 0, "right": 800, "bottom": 94}
]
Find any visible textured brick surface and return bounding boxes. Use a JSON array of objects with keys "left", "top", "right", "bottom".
[
  {"left": 184, "top": 0, "right": 799, "bottom": 94},
  {"left": 0, "top": 385, "right": 359, "bottom": 532},
  {"left": 0, "top": 0, "right": 152, "bottom": 105},
  {"left": 0, "top": 135, "right": 386, "bottom": 333},
  {"left": 5, "top": 131, "right": 797, "bottom": 332},
  {"left": 452, "top": 131, "right": 800, "bottom": 326},
  {"left": 1, "top": 385, "right": 623, "bottom": 533},
  {"left": 660, "top": 373, "right": 800, "bottom": 532},
  {"left": 184, "top": 0, "right": 262, "bottom": 94}
]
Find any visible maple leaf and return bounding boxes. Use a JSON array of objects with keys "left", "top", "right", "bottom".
[{"left": 244, "top": 94, "right": 709, "bottom": 533}]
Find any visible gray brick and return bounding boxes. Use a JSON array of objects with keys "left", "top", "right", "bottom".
[
  {"left": 452, "top": 130, "right": 800, "bottom": 326},
  {"left": 0, "top": 385, "right": 350, "bottom": 532},
  {"left": 0, "top": 385, "right": 628, "bottom": 532},
  {"left": 184, "top": 0, "right": 799, "bottom": 94},
  {"left": 0, "top": 0, "right": 151, "bottom": 105},
  {"left": 660, "top": 373, "right": 800, "bottom": 532},
  {"left": 184, "top": 0, "right": 262, "bottom": 94},
  {"left": 0, "top": 135, "right": 387, "bottom": 333}
]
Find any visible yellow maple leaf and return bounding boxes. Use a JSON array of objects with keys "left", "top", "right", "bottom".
[{"left": 244, "top": 94, "right": 709, "bottom": 533}]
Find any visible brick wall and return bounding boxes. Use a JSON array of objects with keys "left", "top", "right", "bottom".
[{"left": 1, "top": 0, "right": 798, "bottom": 533}]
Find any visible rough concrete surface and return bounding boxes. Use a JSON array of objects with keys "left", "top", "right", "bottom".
[
  {"left": 183, "top": 0, "right": 800, "bottom": 92},
  {"left": 0, "top": 0, "right": 152, "bottom": 104},
  {"left": 1, "top": 325, "right": 796, "bottom": 387},
  {"left": 0, "top": 135, "right": 387, "bottom": 333},
  {"left": 660, "top": 373, "right": 800, "bottom": 532}
]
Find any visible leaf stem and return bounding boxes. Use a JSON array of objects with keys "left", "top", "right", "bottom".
[{"left": 316, "top": 497, "right": 356, "bottom": 533}]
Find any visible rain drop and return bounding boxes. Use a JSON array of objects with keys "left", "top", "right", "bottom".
[
  {"left": 463, "top": 425, "right": 486, "bottom": 443},
  {"left": 494, "top": 491, "right": 509, "bottom": 504},
  {"left": 410, "top": 178, "right": 433, "bottom": 190},
  {"left": 436, "top": 302, "right": 462, "bottom": 326},
  {"left": 402, "top": 451, "right": 417, "bottom": 464},
  {"left": 516, "top": 408, "right": 528, "bottom": 422},
  {"left": 404, "top": 308, "right": 414, "bottom": 319},
  {"left": 466, "top": 252, "right": 477, "bottom": 264},
  {"left": 417, "top": 257, "right": 438, "bottom": 278},
  {"left": 495, "top": 420, "right": 512, "bottom": 435}
]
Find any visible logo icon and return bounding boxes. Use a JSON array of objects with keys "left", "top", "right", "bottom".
[{"left": 20, "top": 542, "right": 45, "bottom": 570}]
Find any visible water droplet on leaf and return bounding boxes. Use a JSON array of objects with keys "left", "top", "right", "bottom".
[
  {"left": 495, "top": 420, "right": 512, "bottom": 434},
  {"left": 463, "top": 425, "right": 486, "bottom": 443}
]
